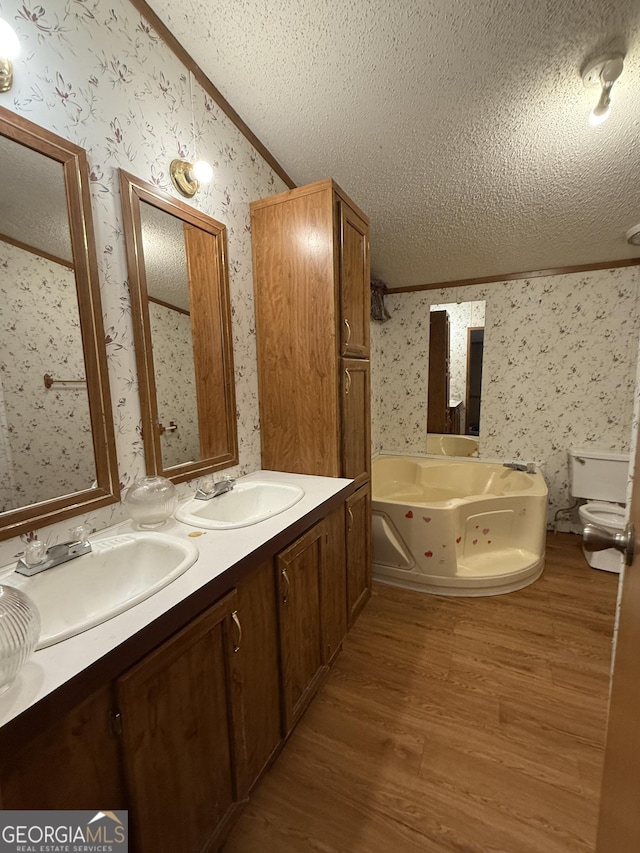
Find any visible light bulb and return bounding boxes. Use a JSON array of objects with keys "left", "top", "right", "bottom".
[
  {"left": 191, "top": 160, "right": 213, "bottom": 184},
  {"left": 589, "top": 104, "right": 611, "bottom": 126},
  {"left": 589, "top": 88, "right": 611, "bottom": 126},
  {"left": 0, "top": 19, "right": 20, "bottom": 60}
]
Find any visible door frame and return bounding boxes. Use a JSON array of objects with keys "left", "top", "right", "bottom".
[{"left": 596, "top": 432, "right": 640, "bottom": 851}]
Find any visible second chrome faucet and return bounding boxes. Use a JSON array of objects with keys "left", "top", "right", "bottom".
[{"left": 194, "top": 474, "right": 236, "bottom": 501}]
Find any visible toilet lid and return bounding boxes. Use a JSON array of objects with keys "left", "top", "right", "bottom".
[{"left": 580, "top": 502, "right": 626, "bottom": 530}]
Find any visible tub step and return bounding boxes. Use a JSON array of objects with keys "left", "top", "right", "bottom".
[{"left": 457, "top": 548, "right": 540, "bottom": 578}]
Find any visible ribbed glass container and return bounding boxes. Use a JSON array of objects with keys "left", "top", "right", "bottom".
[
  {"left": 124, "top": 475, "right": 179, "bottom": 528},
  {"left": 0, "top": 585, "right": 41, "bottom": 694}
]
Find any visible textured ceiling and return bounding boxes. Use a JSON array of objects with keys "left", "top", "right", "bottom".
[
  {"left": 0, "top": 134, "right": 72, "bottom": 264},
  {"left": 139, "top": 201, "right": 190, "bottom": 312},
  {"left": 146, "top": 0, "right": 640, "bottom": 289}
]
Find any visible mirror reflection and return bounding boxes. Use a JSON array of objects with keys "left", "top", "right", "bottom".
[
  {"left": 120, "top": 171, "right": 238, "bottom": 484},
  {"left": 427, "top": 300, "right": 485, "bottom": 456},
  {"left": 139, "top": 201, "right": 200, "bottom": 469},
  {"left": 0, "top": 106, "right": 119, "bottom": 537}
]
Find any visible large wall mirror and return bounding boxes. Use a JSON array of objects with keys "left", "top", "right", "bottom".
[
  {"left": 119, "top": 171, "right": 238, "bottom": 484},
  {"left": 0, "top": 106, "right": 120, "bottom": 540},
  {"left": 427, "top": 300, "right": 485, "bottom": 456}
]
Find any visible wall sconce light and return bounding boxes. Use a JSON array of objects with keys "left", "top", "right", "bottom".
[
  {"left": 581, "top": 53, "right": 624, "bottom": 126},
  {"left": 0, "top": 19, "right": 20, "bottom": 93},
  {"left": 170, "top": 159, "right": 213, "bottom": 198}
]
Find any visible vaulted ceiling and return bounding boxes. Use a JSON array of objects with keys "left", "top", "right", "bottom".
[{"left": 146, "top": 0, "right": 640, "bottom": 290}]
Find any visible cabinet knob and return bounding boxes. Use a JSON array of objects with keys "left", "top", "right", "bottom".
[
  {"left": 344, "top": 318, "right": 352, "bottom": 346},
  {"left": 344, "top": 368, "right": 352, "bottom": 396}
]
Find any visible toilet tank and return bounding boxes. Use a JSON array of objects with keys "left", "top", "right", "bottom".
[{"left": 569, "top": 448, "right": 630, "bottom": 503}]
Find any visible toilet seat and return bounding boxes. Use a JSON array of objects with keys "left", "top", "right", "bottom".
[{"left": 578, "top": 501, "right": 625, "bottom": 531}]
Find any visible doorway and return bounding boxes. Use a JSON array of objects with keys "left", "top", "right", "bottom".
[{"left": 466, "top": 327, "right": 484, "bottom": 436}]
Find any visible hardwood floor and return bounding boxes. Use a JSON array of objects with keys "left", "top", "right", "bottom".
[{"left": 223, "top": 533, "right": 618, "bottom": 853}]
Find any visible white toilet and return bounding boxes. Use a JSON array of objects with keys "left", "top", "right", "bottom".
[{"left": 569, "top": 448, "right": 629, "bottom": 573}]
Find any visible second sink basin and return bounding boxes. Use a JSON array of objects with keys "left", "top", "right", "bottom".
[
  {"left": 5, "top": 532, "right": 199, "bottom": 649},
  {"left": 175, "top": 480, "right": 304, "bottom": 529}
]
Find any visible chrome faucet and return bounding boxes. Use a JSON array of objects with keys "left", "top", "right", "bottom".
[
  {"left": 503, "top": 462, "right": 536, "bottom": 474},
  {"left": 195, "top": 475, "right": 236, "bottom": 501},
  {"left": 15, "top": 526, "right": 92, "bottom": 577}
]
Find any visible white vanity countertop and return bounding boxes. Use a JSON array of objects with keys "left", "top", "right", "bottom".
[{"left": 0, "top": 470, "right": 352, "bottom": 731}]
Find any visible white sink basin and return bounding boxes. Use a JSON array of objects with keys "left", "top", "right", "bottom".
[
  {"left": 5, "top": 532, "right": 199, "bottom": 649},
  {"left": 175, "top": 480, "right": 304, "bottom": 529}
]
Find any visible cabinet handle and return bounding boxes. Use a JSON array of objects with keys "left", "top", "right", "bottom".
[
  {"left": 344, "top": 318, "right": 351, "bottom": 346},
  {"left": 347, "top": 507, "right": 354, "bottom": 532},
  {"left": 345, "top": 368, "right": 352, "bottom": 396},
  {"left": 281, "top": 568, "right": 290, "bottom": 604},
  {"left": 231, "top": 609, "right": 242, "bottom": 653},
  {"left": 110, "top": 710, "right": 123, "bottom": 737}
]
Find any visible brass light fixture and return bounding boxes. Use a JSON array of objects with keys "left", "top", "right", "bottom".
[
  {"left": 0, "top": 19, "right": 20, "bottom": 93},
  {"left": 170, "top": 159, "right": 213, "bottom": 198}
]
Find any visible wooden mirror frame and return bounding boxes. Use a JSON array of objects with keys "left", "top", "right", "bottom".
[
  {"left": 0, "top": 106, "right": 120, "bottom": 540},
  {"left": 119, "top": 170, "right": 238, "bottom": 484}
]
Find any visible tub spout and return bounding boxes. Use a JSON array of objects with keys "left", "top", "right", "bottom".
[{"left": 503, "top": 462, "right": 535, "bottom": 474}]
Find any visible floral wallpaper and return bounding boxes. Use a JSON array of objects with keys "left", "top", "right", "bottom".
[
  {"left": 0, "top": 383, "right": 15, "bottom": 512},
  {"left": 0, "top": 241, "right": 95, "bottom": 509},
  {"left": 149, "top": 302, "right": 200, "bottom": 469},
  {"left": 371, "top": 267, "right": 640, "bottom": 531},
  {"left": 0, "top": 0, "right": 287, "bottom": 565}
]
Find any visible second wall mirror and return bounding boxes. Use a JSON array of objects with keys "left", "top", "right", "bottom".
[{"left": 119, "top": 171, "right": 238, "bottom": 484}]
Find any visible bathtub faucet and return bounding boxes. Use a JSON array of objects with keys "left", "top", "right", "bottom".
[{"left": 503, "top": 462, "right": 536, "bottom": 474}]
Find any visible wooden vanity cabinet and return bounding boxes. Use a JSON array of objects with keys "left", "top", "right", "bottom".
[
  {"left": 0, "top": 490, "right": 355, "bottom": 848},
  {"left": 276, "top": 520, "right": 328, "bottom": 735},
  {"left": 322, "top": 505, "right": 348, "bottom": 663},
  {"left": 235, "top": 559, "right": 282, "bottom": 790},
  {"left": 347, "top": 483, "right": 372, "bottom": 627},
  {"left": 115, "top": 589, "right": 246, "bottom": 853},
  {"left": 251, "top": 179, "right": 371, "bottom": 485},
  {"left": 0, "top": 685, "right": 125, "bottom": 810}
]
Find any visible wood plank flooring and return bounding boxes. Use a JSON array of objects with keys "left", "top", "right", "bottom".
[{"left": 223, "top": 533, "right": 618, "bottom": 853}]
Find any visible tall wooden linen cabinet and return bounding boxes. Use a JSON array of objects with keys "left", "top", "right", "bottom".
[{"left": 251, "top": 179, "right": 372, "bottom": 627}]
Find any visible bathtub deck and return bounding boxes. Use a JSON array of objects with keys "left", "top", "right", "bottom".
[{"left": 223, "top": 532, "right": 618, "bottom": 853}]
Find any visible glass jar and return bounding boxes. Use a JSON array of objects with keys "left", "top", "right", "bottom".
[
  {"left": 124, "top": 476, "right": 179, "bottom": 528},
  {"left": 0, "top": 585, "right": 40, "bottom": 694}
]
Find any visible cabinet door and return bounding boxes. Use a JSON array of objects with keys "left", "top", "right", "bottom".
[
  {"left": 339, "top": 200, "right": 370, "bottom": 358},
  {"left": 116, "top": 590, "right": 246, "bottom": 853},
  {"left": 342, "top": 357, "right": 371, "bottom": 487},
  {"left": 236, "top": 560, "right": 282, "bottom": 790},
  {"left": 322, "top": 504, "right": 348, "bottom": 663},
  {"left": 276, "top": 522, "right": 328, "bottom": 735},
  {"left": 347, "top": 483, "right": 372, "bottom": 628},
  {"left": 0, "top": 686, "right": 125, "bottom": 809}
]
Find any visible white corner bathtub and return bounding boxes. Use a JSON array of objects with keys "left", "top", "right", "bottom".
[
  {"left": 372, "top": 454, "right": 548, "bottom": 596},
  {"left": 426, "top": 433, "right": 479, "bottom": 457}
]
